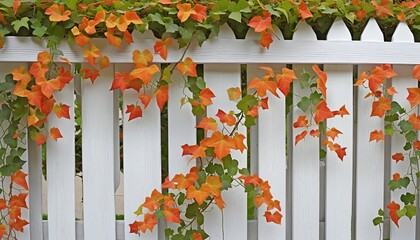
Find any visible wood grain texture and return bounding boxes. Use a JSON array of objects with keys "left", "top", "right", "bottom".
[
  {"left": 324, "top": 19, "right": 353, "bottom": 240},
  {"left": 355, "top": 18, "right": 385, "bottom": 240},
  {"left": 292, "top": 21, "right": 320, "bottom": 240},
  {"left": 82, "top": 65, "right": 117, "bottom": 239},
  {"left": 46, "top": 64, "right": 76, "bottom": 240}
]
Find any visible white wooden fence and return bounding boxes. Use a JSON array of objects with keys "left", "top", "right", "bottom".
[{"left": 0, "top": 19, "right": 419, "bottom": 240}]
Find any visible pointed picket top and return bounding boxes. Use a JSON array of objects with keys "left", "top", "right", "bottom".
[
  {"left": 217, "top": 24, "right": 237, "bottom": 39},
  {"left": 245, "top": 26, "right": 284, "bottom": 40},
  {"left": 293, "top": 21, "right": 317, "bottom": 40},
  {"left": 361, "top": 18, "right": 383, "bottom": 41},
  {"left": 327, "top": 18, "right": 351, "bottom": 41},
  {"left": 132, "top": 29, "right": 156, "bottom": 40},
  {"left": 392, "top": 22, "right": 414, "bottom": 43}
]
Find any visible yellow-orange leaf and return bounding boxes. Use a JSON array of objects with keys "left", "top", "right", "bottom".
[
  {"left": 199, "top": 88, "right": 215, "bottom": 106},
  {"left": 132, "top": 49, "right": 153, "bottom": 68},
  {"left": 293, "top": 115, "right": 308, "bottom": 128},
  {"left": 369, "top": 130, "right": 384, "bottom": 142},
  {"left": 186, "top": 185, "right": 211, "bottom": 205},
  {"left": 176, "top": 57, "right": 197, "bottom": 77},
  {"left": 126, "top": 104, "right": 142, "bottom": 121},
  {"left": 35, "top": 132, "right": 46, "bottom": 145},
  {"left": 125, "top": 11, "right": 143, "bottom": 25},
  {"left": 155, "top": 86, "right": 169, "bottom": 111},
  {"left": 310, "top": 129, "right": 320, "bottom": 137},
  {"left": 130, "top": 65, "right": 160, "bottom": 85},
  {"left": 45, "top": 4, "right": 71, "bottom": 22},
  {"left": 163, "top": 207, "right": 181, "bottom": 223},
  {"left": 177, "top": 3, "right": 196, "bottom": 22},
  {"left": 326, "top": 127, "right": 342, "bottom": 141},
  {"left": 9, "top": 218, "right": 29, "bottom": 232},
  {"left": 196, "top": 117, "right": 217, "bottom": 133},
  {"left": 50, "top": 127, "right": 63, "bottom": 141},
  {"left": 276, "top": 68, "right": 297, "bottom": 96},
  {"left": 54, "top": 103, "right": 70, "bottom": 119},
  {"left": 227, "top": 87, "right": 241, "bottom": 101},
  {"left": 138, "top": 94, "right": 152, "bottom": 109},
  {"left": 99, "top": 56, "right": 110, "bottom": 69},
  {"left": 413, "top": 65, "right": 420, "bottom": 80},
  {"left": 216, "top": 109, "right": 236, "bottom": 126},
  {"left": 206, "top": 131, "right": 236, "bottom": 159},
  {"left": 84, "top": 44, "right": 101, "bottom": 66}
]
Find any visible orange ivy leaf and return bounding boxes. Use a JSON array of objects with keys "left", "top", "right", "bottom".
[
  {"left": 143, "top": 189, "right": 163, "bottom": 211},
  {"left": 130, "top": 64, "right": 160, "bottom": 85},
  {"left": 99, "top": 56, "right": 110, "bottom": 69},
  {"left": 248, "top": 76, "right": 279, "bottom": 98},
  {"left": 0, "top": 199, "right": 6, "bottom": 210},
  {"left": 371, "top": 97, "right": 391, "bottom": 118},
  {"left": 75, "top": 33, "right": 91, "bottom": 47},
  {"left": 413, "top": 65, "right": 420, "bottom": 80},
  {"left": 372, "top": 0, "right": 394, "bottom": 18},
  {"left": 111, "top": 72, "right": 130, "bottom": 91},
  {"left": 50, "top": 127, "right": 63, "bottom": 141},
  {"left": 232, "top": 132, "right": 247, "bottom": 153},
  {"left": 125, "top": 11, "right": 143, "bottom": 25},
  {"left": 295, "top": 130, "right": 307, "bottom": 145},
  {"left": 392, "top": 173, "right": 400, "bottom": 181},
  {"left": 84, "top": 44, "right": 101, "bottom": 66},
  {"left": 176, "top": 57, "right": 197, "bottom": 77},
  {"left": 186, "top": 185, "right": 211, "bottom": 205},
  {"left": 248, "top": 15, "right": 272, "bottom": 32},
  {"left": 80, "top": 68, "right": 100, "bottom": 84},
  {"left": 386, "top": 87, "right": 397, "bottom": 96},
  {"left": 216, "top": 109, "right": 236, "bottom": 126},
  {"left": 387, "top": 201, "right": 400, "bottom": 227},
  {"left": 293, "top": 115, "right": 309, "bottom": 128},
  {"left": 35, "top": 132, "right": 46, "bottom": 145},
  {"left": 172, "top": 171, "right": 199, "bottom": 190},
  {"left": 276, "top": 68, "right": 297, "bottom": 96},
  {"left": 126, "top": 104, "right": 143, "bottom": 121},
  {"left": 154, "top": 38, "right": 172, "bottom": 60},
  {"left": 206, "top": 176, "right": 223, "bottom": 197},
  {"left": 177, "top": 3, "right": 197, "bottom": 22},
  {"left": 133, "top": 49, "right": 153, "bottom": 67},
  {"left": 9, "top": 218, "right": 29, "bottom": 232},
  {"left": 314, "top": 100, "right": 334, "bottom": 124},
  {"left": 181, "top": 144, "right": 207, "bottom": 160},
  {"left": 407, "top": 88, "right": 420, "bottom": 108},
  {"left": 10, "top": 193, "right": 28, "bottom": 209},
  {"left": 9, "top": 206, "right": 21, "bottom": 220},
  {"left": 12, "top": 0, "right": 21, "bottom": 14},
  {"left": 333, "top": 144, "right": 347, "bottom": 160},
  {"left": 240, "top": 174, "right": 262, "bottom": 187},
  {"left": 162, "top": 177, "right": 175, "bottom": 189},
  {"left": 260, "top": 30, "right": 273, "bottom": 49},
  {"left": 104, "top": 28, "right": 122, "bottom": 48},
  {"left": 298, "top": 2, "right": 313, "bottom": 20},
  {"left": 332, "top": 105, "right": 350, "bottom": 117},
  {"left": 45, "top": 4, "right": 71, "bottom": 22},
  {"left": 129, "top": 214, "right": 158, "bottom": 234},
  {"left": 313, "top": 65, "right": 327, "bottom": 98},
  {"left": 155, "top": 86, "right": 169, "bottom": 111},
  {"left": 106, "top": 14, "right": 129, "bottom": 32},
  {"left": 310, "top": 129, "right": 320, "bottom": 137},
  {"left": 264, "top": 211, "right": 282, "bottom": 224},
  {"left": 123, "top": 30, "right": 134, "bottom": 44},
  {"left": 408, "top": 113, "right": 420, "bottom": 130},
  {"left": 191, "top": 4, "right": 207, "bottom": 23},
  {"left": 206, "top": 131, "right": 236, "bottom": 159},
  {"left": 382, "top": 64, "right": 397, "bottom": 78},
  {"left": 163, "top": 207, "right": 181, "bottom": 223},
  {"left": 392, "top": 152, "right": 404, "bottom": 163},
  {"left": 326, "top": 127, "right": 342, "bottom": 141},
  {"left": 11, "top": 170, "right": 28, "bottom": 190},
  {"left": 227, "top": 87, "right": 241, "bottom": 101},
  {"left": 38, "top": 51, "right": 51, "bottom": 65},
  {"left": 199, "top": 88, "right": 215, "bottom": 106},
  {"left": 54, "top": 103, "right": 70, "bottom": 119},
  {"left": 192, "top": 232, "right": 203, "bottom": 240},
  {"left": 138, "top": 94, "right": 152, "bottom": 109},
  {"left": 196, "top": 117, "right": 217, "bottom": 134},
  {"left": 259, "top": 97, "right": 269, "bottom": 109},
  {"left": 369, "top": 130, "right": 384, "bottom": 142}
]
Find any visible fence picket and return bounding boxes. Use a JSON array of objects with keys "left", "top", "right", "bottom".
[
  {"left": 390, "top": 22, "right": 416, "bottom": 240},
  {"left": 324, "top": 19, "right": 353, "bottom": 240},
  {"left": 118, "top": 62, "right": 161, "bottom": 240},
  {"left": 82, "top": 64, "right": 117, "bottom": 239},
  {"left": 203, "top": 25, "right": 247, "bottom": 240},
  {"left": 28, "top": 138, "right": 42, "bottom": 240},
  {"left": 356, "top": 18, "right": 385, "bottom": 240},
  {"left": 292, "top": 21, "right": 320, "bottom": 240},
  {"left": 46, "top": 64, "right": 76, "bottom": 240}
]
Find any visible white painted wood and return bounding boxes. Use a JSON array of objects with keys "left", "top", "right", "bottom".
[
  {"left": 0, "top": 37, "right": 419, "bottom": 64},
  {"left": 292, "top": 21, "right": 320, "bottom": 240},
  {"left": 28, "top": 138, "right": 43, "bottom": 240},
  {"left": 324, "top": 19, "right": 353, "bottom": 240},
  {"left": 82, "top": 64, "right": 117, "bottom": 239},
  {"left": 247, "top": 62, "right": 287, "bottom": 239},
  {"left": 168, "top": 70, "right": 196, "bottom": 177},
  {"left": 390, "top": 22, "right": 416, "bottom": 240},
  {"left": 356, "top": 18, "right": 385, "bottom": 240},
  {"left": 46, "top": 64, "right": 76, "bottom": 240},
  {"left": 119, "top": 62, "right": 161, "bottom": 240},
  {"left": 203, "top": 25, "right": 247, "bottom": 240}
]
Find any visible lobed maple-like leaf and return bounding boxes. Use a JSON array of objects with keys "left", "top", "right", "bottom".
[
  {"left": 371, "top": 97, "right": 391, "bottom": 118},
  {"left": 50, "top": 127, "right": 63, "bottom": 141},
  {"left": 154, "top": 38, "right": 172, "bottom": 60},
  {"left": 177, "top": 57, "right": 197, "bottom": 77},
  {"left": 84, "top": 44, "right": 101, "bottom": 66},
  {"left": 99, "top": 56, "right": 110, "bottom": 69},
  {"left": 260, "top": 30, "right": 273, "bottom": 49},
  {"left": 392, "top": 152, "right": 404, "bottom": 163},
  {"left": 314, "top": 100, "right": 334, "bottom": 124},
  {"left": 191, "top": 4, "right": 207, "bottom": 23},
  {"left": 181, "top": 144, "right": 207, "bottom": 160},
  {"left": 386, "top": 87, "right": 397, "bottom": 96},
  {"left": 133, "top": 49, "right": 153, "bottom": 67},
  {"left": 186, "top": 184, "right": 211, "bottom": 205},
  {"left": 276, "top": 68, "right": 297, "bottom": 96},
  {"left": 205, "top": 131, "right": 236, "bottom": 159},
  {"left": 54, "top": 103, "right": 70, "bottom": 119},
  {"left": 9, "top": 206, "right": 21, "bottom": 220},
  {"left": 408, "top": 113, "right": 420, "bottom": 130},
  {"left": 142, "top": 189, "right": 163, "bottom": 211},
  {"left": 104, "top": 28, "right": 122, "bottom": 48},
  {"left": 227, "top": 87, "right": 241, "bottom": 101},
  {"left": 232, "top": 133, "right": 247, "bottom": 152},
  {"left": 35, "top": 132, "right": 47, "bottom": 145},
  {"left": 106, "top": 14, "right": 129, "bottom": 32},
  {"left": 111, "top": 72, "right": 130, "bottom": 91},
  {"left": 126, "top": 104, "right": 143, "bottom": 121},
  {"left": 332, "top": 105, "right": 350, "bottom": 118},
  {"left": 163, "top": 207, "right": 181, "bottom": 223},
  {"left": 407, "top": 88, "right": 420, "bottom": 108},
  {"left": 298, "top": 2, "right": 313, "bottom": 20},
  {"left": 295, "top": 130, "right": 307, "bottom": 145},
  {"left": 372, "top": 0, "right": 394, "bottom": 18},
  {"left": 11, "top": 170, "right": 28, "bottom": 190},
  {"left": 0, "top": 199, "right": 6, "bottom": 210},
  {"left": 10, "top": 193, "right": 28, "bottom": 209},
  {"left": 199, "top": 88, "right": 215, "bottom": 107},
  {"left": 240, "top": 174, "right": 262, "bottom": 187},
  {"left": 138, "top": 94, "right": 152, "bottom": 109},
  {"left": 45, "top": 4, "right": 71, "bottom": 22},
  {"left": 177, "top": 3, "right": 197, "bottom": 22},
  {"left": 333, "top": 144, "right": 347, "bottom": 160},
  {"left": 9, "top": 218, "right": 29, "bottom": 232},
  {"left": 172, "top": 171, "right": 198, "bottom": 190},
  {"left": 196, "top": 117, "right": 217, "bottom": 133},
  {"left": 155, "top": 86, "right": 169, "bottom": 111},
  {"left": 326, "top": 127, "right": 342, "bottom": 141},
  {"left": 248, "top": 15, "right": 272, "bottom": 33},
  {"left": 310, "top": 129, "right": 320, "bottom": 137},
  {"left": 387, "top": 201, "right": 400, "bottom": 227},
  {"left": 369, "top": 130, "right": 384, "bottom": 142},
  {"left": 130, "top": 64, "right": 160, "bottom": 85},
  {"left": 313, "top": 65, "right": 327, "bottom": 98},
  {"left": 293, "top": 115, "right": 308, "bottom": 128},
  {"left": 248, "top": 76, "right": 279, "bottom": 98},
  {"left": 264, "top": 211, "right": 282, "bottom": 224},
  {"left": 129, "top": 213, "right": 158, "bottom": 233},
  {"left": 216, "top": 109, "right": 236, "bottom": 126},
  {"left": 125, "top": 11, "right": 143, "bottom": 25}
]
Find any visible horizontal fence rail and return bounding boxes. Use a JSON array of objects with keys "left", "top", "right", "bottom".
[{"left": 0, "top": 19, "right": 419, "bottom": 240}]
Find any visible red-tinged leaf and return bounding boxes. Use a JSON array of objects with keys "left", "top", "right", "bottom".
[
  {"left": 54, "top": 103, "right": 70, "bottom": 119},
  {"left": 29, "top": 62, "right": 48, "bottom": 79},
  {"left": 104, "top": 28, "right": 122, "bottom": 48},
  {"left": 155, "top": 86, "right": 169, "bottom": 111},
  {"left": 80, "top": 67, "right": 100, "bottom": 84},
  {"left": 356, "top": 10, "right": 367, "bottom": 21},
  {"left": 138, "top": 94, "right": 152, "bottom": 109},
  {"left": 354, "top": 71, "right": 368, "bottom": 86},
  {"left": 191, "top": 4, "right": 207, "bottom": 23},
  {"left": 130, "top": 65, "right": 160, "bottom": 85},
  {"left": 143, "top": 189, "right": 163, "bottom": 211},
  {"left": 248, "top": 15, "right": 272, "bottom": 32},
  {"left": 387, "top": 201, "right": 400, "bottom": 227},
  {"left": 159, "top": 0, "right": 173, "bottom": 4},
  {"left": 247, "top": 105, "right": 258, "bottom": 117},
  {"left": 126, "top": 104, "right": 142, "bottom": 121},
  {"left": 314, "top": 100, "right": 334, "bottom": 124},
  {"left": 408, "top": 113, "right": 420, "bottom": 130},
  {"left": 45, "top": 4, "right": 71, "bottom": 22},
  {"left": 368, "top": 66, "right": 386, "bottom": 93},
  {"left": 10, "top": 193, "right": 28, "bottom": 208},
  {"left": 333, "top": 105, "right": 350, "bottom": 117},
  {"left": 334, "top": 144, "right": 347, "bottom": 160},
  {"left": 227, "top": 87, "right": 241, "bottom": 101},
  {"left": 298, "top": 2, "right": 313, "bottom": 20},
  {"left": 129, "top": 214, "right": 158, "bottom": 233},
  {"left": 232, "top": 132, "right": 247, "bottom": 153},
  {"left": 84, "top": 44, "right": 101, "bottom": 66},
  {"left": 111, "top": 72, "right": 130, "bottom": 91},
  {"left": 392, "top": 173, "right": 401, "bottom": 181},
  {"left": 196, "top": 117, "right": 217, "bottom": 133},
  {"left": 162, "top": 176, "right": 175, "bottom": 189},
  {"left": 240, "top": 174, "right": 262, "bottom": 187},
  {"left": 177, "top": 57, "right": 197, "bottom": 77},
  {"left": 106, "top": 14, "right": 128, "bottom": 32},
  {"left": 172, "top": 172, "right": 198, "bottom": 190},
  {"left": 371, "top": 97, "right": 391, "bottom": 118},
  {"left": 177, "top": 3, "right": 196, "bottom": 22},
  {"left": 264, "top": 211, "right": 282, "bottom": 224},
  {"left": 132, "top": 49, "right": 153, "bottom": 67},
  {"left": 26, "top": 85, "right": 44, "bottom": 108},
  {"left": 310, "top": 129, "right": 320, "bottom": 137},
  {"left": 382, "top": 64, "right": 397, "bottom": 78},
  {"left": 9, "top": 218, "right": 29, "bottom": 232},
  {"left": 414, "top": 141, "right": 420, "bottom": 150},
  {"left": 413, "top": 65, "right": 420, "bottom": 80},
  {"left": 248, "top": 76, "right": 279, "bottom": 98},
  {"left": 259, "top": 97, "right": 269, "bottom": 109},
  {"left": 295, "top": 130, "right": 307, "bottom": 145},
  {"left": 369, "top": 130, "right": 384, "bottom": 142},
  {"left": 163, "top": 207, "right": 181, "bottom": 223},
  {"left": 40, "top": 98, "right": 55, "bottom": 116},
  {"left": 326, "top": 127, "right": 342, "bottom": 140},
  {"left": 125, "top": 11, "right": 143, "bottom": 25},
  {"left": 0, "top": 13, "right": 5, "bottom": 25},
  {"left": 293, "top": 115, "right": 308, "bottom": 128},
  {"left": 193, "top": 232, "right": 203, "bottom": 240},
  {"left": 199, "top": 88, "right": 215, "bottom": 106},
  {"left": 276, "top": 68, "right": 297, "bottom": 96},
  {"left": 0, "top": 199, "right": 6, "bottom": 210},
  {"left": 94, "top": 10, "right": 106, "bottom": 22},
  {"left": 9, "top": 207, "right": 21, "bottom": 219},
  {"left": 154, "top": 38, "right": 172, "bottom": 60},
  {"left": 392, "top": 152, "right": 404, "bottom": 163},
  {"left": 0, "top": 224, "right": 5, "bottom": 238},
  {"left": 372, "top": 0, "right": 394, "bottom": 18},
  {"left": 123, "top": 30, "right": 134, "bottom": 44},
  {"left": 35, "top": 132, "right": 46, "bottom": 145},
  {"left": 216, "top": 109, "right": 236, "bottom": 126},
  {"left": 407, "top": 88, "right": 420, "bottom": 108},
  {"left": 260, "top": 30, "right": 273, "bottom": 49},
  {"left": 313, "top": 65, "right": 327, "bottom": 98},
  {"left": 50, "top": 127, "right": 63, "bottom": 141},
  {"left": 99, "top": 56, "right": 110, "bottom": 69},
  {"left": 38, "top": 51, "right": 52, "bottom": 65},
  {"left": 11, "top": 170, "right": 28, "bottom": 190},
  {"left": 186, "top": 185, "right": 211, "bottom": 205},
  {"left": 206, "top": 131, "right": 236, "bottom": 159},
  {"left": 181, "top": 144, "right": 206, "bottom": 160},
  {"left": 12, "top": 0, "right": 20, "bottom": 14},
  {"left": 259, "top": 66, "right": 275, "bottom": 77}
]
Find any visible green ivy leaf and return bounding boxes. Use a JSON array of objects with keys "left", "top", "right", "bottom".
[
  {"left": 401, "top": 192, "right": 415, "bottom": 205},
  {"left": 228, "top": 12, "right": 242, "bottom": 23},
  {"left": 373, "top": 216, "right": 383, "bottom": 226},
  {"left": 11, "top": 17, "right": 30, "bottom": 33},
  {"left": 297, "top": 97, "right": 311, "bottom": 112},
  {"left": 404, "top": 205, "right": 416, "bottom": 220}
]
